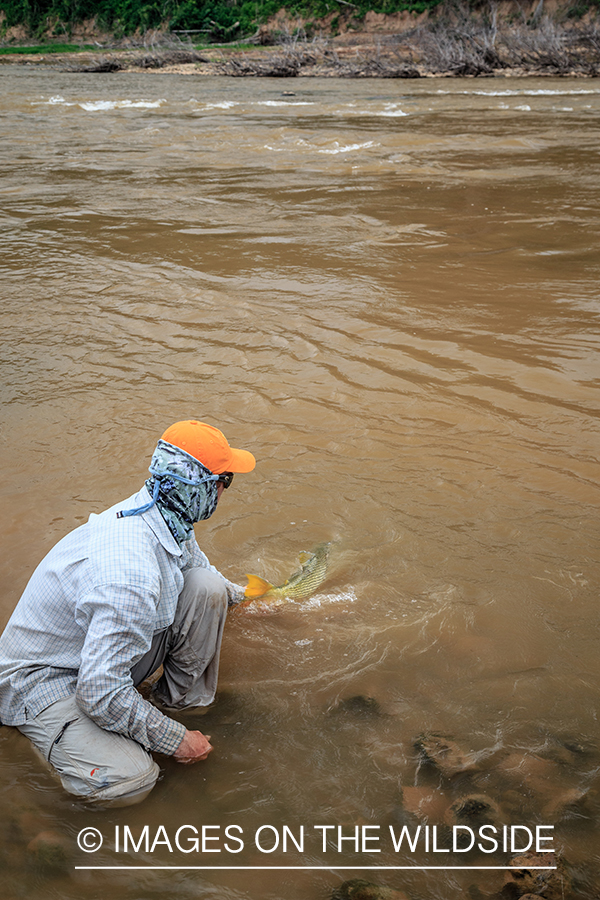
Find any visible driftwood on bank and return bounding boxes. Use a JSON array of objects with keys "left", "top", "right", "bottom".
[
  {"left": 214, "top": 38, "right": 422, "bottom": 78},
  {"left": 62, "top": 30, "right": 208, "bottom": 72},
  {"left": 216, "top": 48, "right": 421, "bottom": 78},
  {"left": 214, "top": 5, "right": 600, "bottom": 78},
  {"left": 215, "top": 54, "right": 306, "bottom": 77},
  {"left": 215, "top": 41, "right": 318, "bottom": 76},
  {"left": 64, "top": 56, "right": 124, "bottom": 72},
  {"left": 133, "top": 49, "right": 209, "bottom": 68},
  {"left": 394, "top": 11, "right": 600, "bottom": 76},
  {"left": 58, "top": 8, "right": 600, "bottom": 78},
  {"left": 63, "top": 48, "right": 209, "bottom": 72}
]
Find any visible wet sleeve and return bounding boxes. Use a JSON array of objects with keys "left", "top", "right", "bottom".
[{"left": 74, "top": 584, "right": 186, "bottom": 755}]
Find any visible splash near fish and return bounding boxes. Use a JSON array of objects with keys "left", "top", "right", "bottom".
[{"left": 240, "top": 542, "right": 331, "bottom": 608}]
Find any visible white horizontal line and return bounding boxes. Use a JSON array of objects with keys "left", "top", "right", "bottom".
[{"left": 74, "top": 866, "right": 558, "bottom": 871}]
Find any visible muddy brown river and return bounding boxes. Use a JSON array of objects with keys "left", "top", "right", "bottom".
[{"left": 0, "top": 65, "right": 599, "bottom": 900}]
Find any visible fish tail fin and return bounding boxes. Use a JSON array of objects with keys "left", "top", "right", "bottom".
[{"left": 244, "top": 574, "right": 274, "bottom": 599}]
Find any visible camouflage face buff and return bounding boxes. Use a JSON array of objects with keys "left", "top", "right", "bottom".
[{"left": 146, "top": 440, "right": 219, "bottom": 545}]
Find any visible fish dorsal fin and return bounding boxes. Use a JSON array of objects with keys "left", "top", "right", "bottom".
[
  {"left": 298, "top": 551, "right": 314, "bottom": 564},
  {"left": 244, "top": 574, "right": 274, "bottom": 599}
]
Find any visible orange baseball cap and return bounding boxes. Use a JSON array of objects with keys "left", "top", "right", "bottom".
[{"left": 161, "top": 420, "right": 256, "bottom": 475}]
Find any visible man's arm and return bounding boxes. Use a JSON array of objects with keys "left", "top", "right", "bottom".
[
  {"left": 183, "top": 542, "right": 246, "bottom": 605},
  {"left": 75, "top": 584, "right": 187, "bottom": 754}
]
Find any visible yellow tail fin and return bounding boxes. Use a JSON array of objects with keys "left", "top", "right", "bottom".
[{"left": 244, "top": 574, "right": 274, "bottom": 599}]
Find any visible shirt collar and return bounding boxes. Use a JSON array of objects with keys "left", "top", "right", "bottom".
[{"left": 136, "top": 486, "right": 182, "bottom": 558}]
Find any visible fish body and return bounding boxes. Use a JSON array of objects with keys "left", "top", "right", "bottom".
[{"left": 242, "top": 542, "right": 330, "bottom": 606}]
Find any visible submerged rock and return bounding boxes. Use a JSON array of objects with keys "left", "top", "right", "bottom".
[
  {"left": 550, "top": 733, "right": 597, "bottom": 762},
  {"left": 26, "top": 829, "right": 71, "bottom": 873},
  {"left": 332, "top": 878, "right": 409, "bottom": 900},
  {"left": 503, "top": 851, "right": 572, "bottom": 899},
  {"left": 414, "top": 733, "right": 479, "bottom": 776},
  {"left": 495, "top": 751, "right": 586, "bottom": 815},
  {"left": 330, "top": 696, "right": 383, "bottom": 718},
  {"left": 467, "top": 878, "right": 506, "bottom": 900},
  {"left": 444, "top": 793, "right": 503, "bottom": 827}
]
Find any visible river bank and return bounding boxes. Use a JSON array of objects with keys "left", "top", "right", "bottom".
[
  {"left": 2, "top": 2, "right": 599, "bottom": 78},
  {"left": 2, "top": 39, "right": 599, "bottom": 79}
]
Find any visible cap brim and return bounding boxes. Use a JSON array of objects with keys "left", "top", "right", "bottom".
[{"left": 227, "top": 447, "right": 256, "bottom": 473}]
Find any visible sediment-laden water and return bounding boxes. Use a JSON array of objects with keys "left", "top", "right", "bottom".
[{"left": 1, "top": 66, "right": 599, "bottom": 900}]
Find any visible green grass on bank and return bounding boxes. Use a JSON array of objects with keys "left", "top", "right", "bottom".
[
  {"left": 0, "top": 42, "right": 97, "bottom": 53},
  {"left": 0, "top": 39, "right": 268, "bottom": 55}
]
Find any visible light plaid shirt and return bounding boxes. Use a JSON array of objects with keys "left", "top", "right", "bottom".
[{"left": 0, "top": 487, "right": 235, "bottom": 755}]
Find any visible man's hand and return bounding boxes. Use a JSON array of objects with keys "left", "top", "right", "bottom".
[
  {"left": 226, "top": 582, "right": 247, "bottom": 607},
  {"left": 174, "top": 729, "right": 213, "bottom": 764}
]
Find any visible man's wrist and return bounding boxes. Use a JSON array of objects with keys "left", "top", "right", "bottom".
[
  {"left": 153, "top": 716, "right": 187, "bottom": 755},
  {"left": 226, "top": 582, "right": 246, "bottom": 607}
]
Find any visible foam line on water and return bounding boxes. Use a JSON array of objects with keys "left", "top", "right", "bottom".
[
  {"left": 317, "top": 141, "right": 378, "bottom": 154},
  {"left": 39, "top": 97, "right": 165, "bottom": 110},
  {"left": 78, "top": 99, "right": 165, "bottom": 111},
  {"left": 436, "top": 88, "right": 600, "bottom": 96}
]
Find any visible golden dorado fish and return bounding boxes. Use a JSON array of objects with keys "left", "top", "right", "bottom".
[{"left": 241, "top": 543, "right": 331, "bottom": 606}]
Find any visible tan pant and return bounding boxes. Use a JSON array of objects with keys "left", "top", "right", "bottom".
[{"left": 17, "top": 567, "right": 228, "bottom": 805}]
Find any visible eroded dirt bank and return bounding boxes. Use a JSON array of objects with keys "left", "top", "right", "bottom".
[{"left": 2, "top": 1, "right": 599, "bottom": 77}]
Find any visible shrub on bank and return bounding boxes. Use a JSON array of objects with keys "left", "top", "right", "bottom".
[
  {"left": 1, "top": 0, "right": 598, "bottom": 76},
  {"left": 0, "top": 0, "right": 443, "bottom": 42}
]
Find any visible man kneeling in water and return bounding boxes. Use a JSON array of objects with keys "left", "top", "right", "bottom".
[{"left": 0, "top": 420, "right": 255, "bottom": 805}]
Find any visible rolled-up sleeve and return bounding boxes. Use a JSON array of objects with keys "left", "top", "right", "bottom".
[{"left": 75, "top": 584, "right": 186, "bottom": 755}]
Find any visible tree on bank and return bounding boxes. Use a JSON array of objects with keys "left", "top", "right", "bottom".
[
  {"left": 1, "top": 0, "right": 443, "bottom": 41},
  {"left": 2, "top": 0, "right": 598, "bottom": 75}
]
